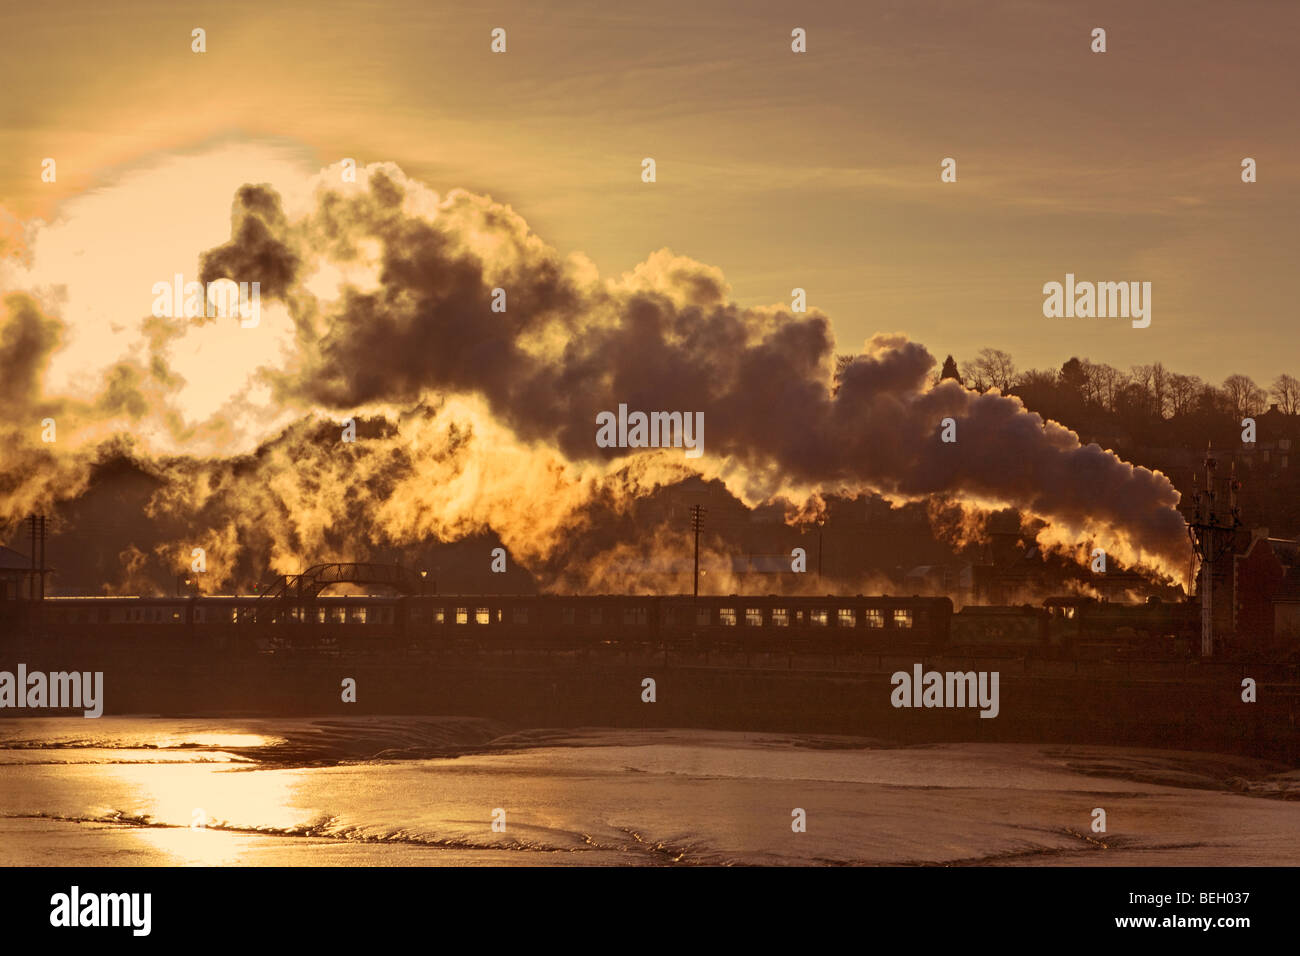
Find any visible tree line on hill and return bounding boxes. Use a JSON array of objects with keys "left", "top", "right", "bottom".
[{"left": 836, "top": 350, "right": 1300, "bottom": 451}]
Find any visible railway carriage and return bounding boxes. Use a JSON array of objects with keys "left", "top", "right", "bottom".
[
  {"left": 15, "top": 590, "right": 1204, "bottom": 659},
  {"left": 658, "top": 594, "right": 952, "bottom": 653}
]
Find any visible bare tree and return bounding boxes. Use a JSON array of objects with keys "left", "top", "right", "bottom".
[
  {"left": 1129, "top": 364, "right": 1155, "bottom": 417},
  {"left": 1167, "top": 373, "right": 1202, "bottom": 418},
  {"left": 959, "top": 360, "right": 988, "bottom": 392},
  {"left": 1150, "top": 362, "right": 1169, "bottom": 419},
  {"left": 1270, "top": 373, "right": 1300, "bottom": 415},
  {"left": 965, "top": 348, "right": 1017, "bottom": 393},
  {"left": 1075, "top": 358, "right": 1100, "bottom": 406},
  {"left": 1017, "top": 368, "right": 1058, "bottom": 391},
  {"left": 1088, "top": 363, "right": 1127, "bottom": 411},
  {"left": 1222, "top": 373, "right": 1267, "bottom": 420},
  {"left": 1197, "top": 382, "right": 1230, "bottom": 417},
  {"left": 1116, "top": 380, "right": 1151, "bottom": 418},
  {"left": 1122, "top": 362, "right": 1169, "bottom": 419}
]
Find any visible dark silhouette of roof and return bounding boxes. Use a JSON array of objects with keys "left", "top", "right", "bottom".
[{"left": 0, "top": 546, "right": 30, "bottom": 571}]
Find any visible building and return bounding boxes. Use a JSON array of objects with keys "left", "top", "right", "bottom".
[
  {"left": 1233, "top": 532, "right": 1288, "bottom": 643},
  {"left": 0, "top": 545, "right": 32, "bottom": 601},
  {"left": 1274, "top": 570, "right": 1300, "bottom": 644}
]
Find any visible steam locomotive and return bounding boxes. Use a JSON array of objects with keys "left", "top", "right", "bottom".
[{"left": 950, "top": 596, "right": 1200, "bottom": 658}]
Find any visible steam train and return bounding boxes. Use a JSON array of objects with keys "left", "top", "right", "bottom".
[{"left": 7, "top": 591, "right": 1202, "bottom": 659}]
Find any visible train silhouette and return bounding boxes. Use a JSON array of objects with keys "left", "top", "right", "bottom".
[{"left": 21, "top": 590, "right": 1201, "bottom": 660}]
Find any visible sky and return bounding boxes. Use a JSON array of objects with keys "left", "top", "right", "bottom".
[{"left": 2, "top": 0, "right": 1296, "bottom": 390}]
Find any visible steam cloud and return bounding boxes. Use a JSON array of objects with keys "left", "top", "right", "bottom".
[{"left": 0, "top": 162, "right": 1190, "bottom": 592}]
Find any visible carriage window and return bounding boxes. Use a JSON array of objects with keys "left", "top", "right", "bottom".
[
  {"left": 837, "top": 608, "right": 855, "bottom": 627},
  {"left": 810, "top": 609, "right": 828, "bottom": 626},
  {"left": 746, "top": 608, "right": 763, "bottom": 626},
  {"left": 624, "top": 606, "right": 647, "bottom": 626},
  {"left": 475, "top": 607, "right": 490, "bottom": 625},
  {"left": 348, "top": 606, "right": 367, "bottom": 624},
  {"left": 456, "top": 607, "right": 468, "bottom": 624},
  {"left": 495, "top": 608, "right": 502, "bottom": 623},
  {"left": 893, "top": 609, "right": 913, "bottom": 629},
  {"left": 513, "top": 607, "right": 529, "bottom": 625},
  {"left": 771, "top": 608, "right": 789, "bottom": 627},
  {"left": 696, "top": 607, "right": 711, "bottom": 626},
  {"left": 866, "top": 609, "right": 884, "bottom": 628},
  {"left": 562, "top": 607, "right": 575, "bottom": 625},
  {"left": 589, "top": 607, "right": 602, "bottom": 626},
  {"left": 719, "top": 608, "right": 737, "bottom": 626}
]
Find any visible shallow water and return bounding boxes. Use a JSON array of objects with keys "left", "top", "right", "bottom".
[{"left": 1, "top": 717, "right": 1297, "bottom": 866}]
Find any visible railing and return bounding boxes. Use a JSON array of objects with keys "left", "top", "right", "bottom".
[{"left": 240, "top": 563, "right": 424, "bottom": 623}]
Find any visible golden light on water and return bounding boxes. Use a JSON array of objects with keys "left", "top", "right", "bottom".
[{"left": 100, "top": 762, "right": 315, "bottom": 866}]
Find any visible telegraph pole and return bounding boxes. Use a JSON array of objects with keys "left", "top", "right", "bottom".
[
  {"left": 817, "top": 517, "right": 824, "bottom": 589},
  {"left": 690, "top": 505, "right": 706, "bottom": 598},
  {"left": 1186, "top": 446, "right": 1240, "bottom": 658},
  {"left": 26, "top": 514, "right": 47, "bottom": 600}
]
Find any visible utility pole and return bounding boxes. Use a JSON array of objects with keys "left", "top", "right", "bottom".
[
  {"left": 691, "top": 505, "right": 706, "bottom": 598},
  {"left": 1186, "top": 446, "right": 1240, "bottom": 658},
  {"left": 28, "top": 514, "right": 36, "bottom": 599},
  {"left": 817, "top": 517, "right": 824, "bottom": 589},
  {"left": 26, "top": 514, "right": 47, "bottom": 600}
]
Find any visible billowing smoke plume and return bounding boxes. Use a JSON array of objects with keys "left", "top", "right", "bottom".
[{"left": 0, "top": 161, "right": 1190, "bottom": 592}]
